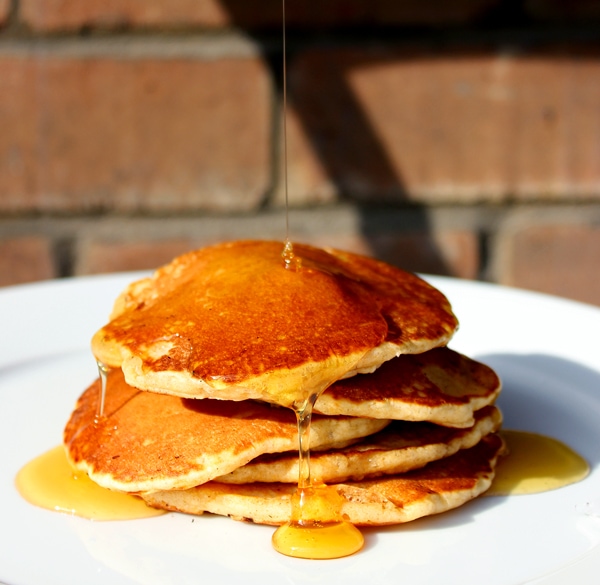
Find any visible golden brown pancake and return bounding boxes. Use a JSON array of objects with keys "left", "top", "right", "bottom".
[
  {"left": 63, "top": 370, "right": 390, "bottom": 493},
  {"left": 91, "top": 240, "right": 458, "bottom": 407},
  {"left": 315, "top": 348, "right": 501, "bottom": 427},
  {"left": 142, "top": 434, "right": 505, "bottom": 526},
  {"left": 217, "top": 405, "right": 502, "bottom": 484}
]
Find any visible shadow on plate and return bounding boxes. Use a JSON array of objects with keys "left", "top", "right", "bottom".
[
  {"left": 476, "top": 353, "right": 600, "bottom": 469},
  {"left": 365, "top": 351, "right": 600, "bottom": 545}
]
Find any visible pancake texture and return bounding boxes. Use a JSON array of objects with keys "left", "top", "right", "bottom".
[
  {"left": 62, "top": 240, "right": 504, "bottom": 532},
  {"left": 315, "top": 348, "right": 501, "bottom": 427},
  {"left": 142, "top": 433, "right": 505, "bottom": 526},
  {"left": 63, "top": 370, "right": 390, "bottom": 493},
  {"left": 217, "top": 405, "right": 502, "bottom": 484},
  {"left": 91, "top": 240, "right": 458, "bottom": 407}
]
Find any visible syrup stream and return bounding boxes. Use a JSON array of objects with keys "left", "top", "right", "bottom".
[
  {"left": 272, "top": 1, "right": 364, "bottom": 558},
  {"left": 296, "top": 393, "right": 318, "bottom": 490},
  {"left": 282, "top": 0, "right": 290, "bottom": 243},
  {"left": 280, "top": 0, "right": 299, "bottom": 272},
  {"left": 96, "top": 359, "right": 109, "bottom": 419}
]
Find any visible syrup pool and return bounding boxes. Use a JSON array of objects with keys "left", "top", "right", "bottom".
[
  {"left": 272, "top": 392, "right": 365, "bottom": 559},
  {"left": 16, "top": 445, "right": 164, "bottom": 521},
  {"left": 487, "top": 430, "right": 589, "bottom": 496},
  {"left": 272, "top": 513, "right": 364, "bottom": 560}
]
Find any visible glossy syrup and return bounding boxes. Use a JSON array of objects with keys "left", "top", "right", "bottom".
[
  {"left": 272, "top": 394, "right": 364, "bottom": 559},
  {"left": 487, "top": 430, "right": 589, "bottom": 496},
  {"left": 282, "top": 239, "right": 301, "bottom": 271},
  {"left": 16, "top": 362, "right": 164, "bottom": 521},
  {"left": 279, "top": 0, "right": 300, "bottom": 275},
  {"left": 15, "top": 445, "right": 164, "bottom": 521},
  {"left": 270, "top": 0, "right": 364, "bottom": 559},
  {"left": 96, "top": 359, "right": 110, "bottom": 420}
]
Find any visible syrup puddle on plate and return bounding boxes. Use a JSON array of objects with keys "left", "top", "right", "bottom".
[
  {"left": 14, "top": 430, "right": 590, "bottom": 545},
  {"left": 271, "top": 393, "right": 364, "bottom": 559},
  {"left": 487, "top": 430, "right": 589, "bottom": 496},
  {"left": 15, "top": 445, "right": 164, "bottom": 521}
]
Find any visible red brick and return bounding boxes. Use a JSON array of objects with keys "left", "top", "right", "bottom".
[
  {"left": 525, "top": 0, "right": 600, "bottom": 22},
  {"left": 76, "top": 239, "right": 198, "bottom": 275},
  {"left": 370, "top": 0, "right": 499, "bottom": 25},
  {"left": 0, "top": 236, "right": 56, "bottom": 287},
  {"left": 372, "top": 230, "right": 479, "bottom": 278},
  {"left": 0, "top": 47, "right": 271, "bottom": 213},
  {"left": 299, "top": 234, "right": 373, "bottom": 258},
  {"left": 275, "top": 105, "right": 337, "bottom": 206},
  {"left": 19, "top": 0, "right": 500, "bottom": 32},
  {"left": 19, "top": 0, "right": 229, "bottom": 31},
  {"left": 284, "top": 46, "right": 600, "bottom": 205},
  {"left": 498, "top": 224, "right": 600, "bottom": 306},
  {"left": 0, "top": 0, "right": 11, "bottom": 26},
  {"left": 306, "top": 230, "right": 479, "bottom": 278}
]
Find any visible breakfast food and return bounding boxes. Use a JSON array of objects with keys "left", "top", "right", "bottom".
[
  {"left": 64, "top": 240, "right": 503, "bottom": 542},
  {"left": 90, "top": 240, "right": 458, "bottom": 407},
  {"left": 143, "top": 434, "right": 504, "bottom": 526},
  {"left": 217, "top": 405, "right": 502, "bottom": 485},
  {"left": 64, "top": 369, "right": 390, "bottom": 493}
]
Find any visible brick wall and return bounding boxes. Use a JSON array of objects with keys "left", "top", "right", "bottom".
[{"left": 1, "top": 0, "right": 599, "bottom": 306}]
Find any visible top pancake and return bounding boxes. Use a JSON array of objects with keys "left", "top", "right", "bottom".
[{"left": 91, "top": 240, "right": 458, "bottom": 407}]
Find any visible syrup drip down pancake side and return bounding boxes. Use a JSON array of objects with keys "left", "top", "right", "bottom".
[
  {"left": 142, "top": 434, "right": 506, "bottom": 526},
  {"left": 64, "top": 370, "right": 390, "bottom": 493},
  {"left": 217, "top": 405, "right": 502, "bottom": 485}
]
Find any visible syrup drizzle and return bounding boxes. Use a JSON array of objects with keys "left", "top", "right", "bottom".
[
  {"left": 282, "top": 0, "right": 290, "bottom": 245},
  {"left": 279, "top": 0, "right": 302, "bottom": 273},
  {"left": 96, "top": 359, "right": 110, "bottom": 419},
  {"left": 272, "top": 392, "right": 364, "bottom": 558},
  {"left": 295, "top": 394, "right": 318, "bottom": 490},
  {"left": 282, "top": 239, "right": 300, "bottom": 270},
  {"left": 272, "top": 0, "right": 364, "bottom": 558}
]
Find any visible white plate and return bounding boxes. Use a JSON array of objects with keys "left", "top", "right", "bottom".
[{"left": 1, "top": 273, "right": 600, "bottom": 585}]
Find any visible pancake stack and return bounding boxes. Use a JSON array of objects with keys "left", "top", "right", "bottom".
[{"left": 64, "top": 240, "right": 504, "bottom": 527}]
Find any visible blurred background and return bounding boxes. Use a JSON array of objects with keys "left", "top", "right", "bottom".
[{"left": 0, "top": 0, "right": 599, "bottom": 305}]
